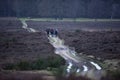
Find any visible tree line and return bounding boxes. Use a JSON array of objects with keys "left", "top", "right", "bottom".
[{"left": 0, "top": 0, "right": 120, "bottom": 18}]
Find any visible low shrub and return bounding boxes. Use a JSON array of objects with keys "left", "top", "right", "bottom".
[{"left": 3, "top": 56, "right": 65, "bottom": 71}]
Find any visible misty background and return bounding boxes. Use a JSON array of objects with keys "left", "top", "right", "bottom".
[{"left": 0, "top": 0, "right": 120, "bottom": 18}]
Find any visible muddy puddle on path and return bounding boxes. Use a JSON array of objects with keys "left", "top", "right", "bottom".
[{"left": 48, "top": 36, "right": 105, "bottom": 80}]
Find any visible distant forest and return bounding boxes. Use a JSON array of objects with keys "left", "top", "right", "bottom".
[{"left": 0, "top": 0, "right": 120, "bottom": 18}]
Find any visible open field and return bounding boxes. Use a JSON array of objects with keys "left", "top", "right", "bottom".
[
  {"left": 60, "top": 31, "right": 120, "bottom": 59},
  {"left": 26, "top": 19, "right": 120, "bottom": 31},
  {"left": 0, "top": 17, "right": 120, "bottom": 80},
  {"left": 20, "top": 18, "right": 120, "bottom": 22}
]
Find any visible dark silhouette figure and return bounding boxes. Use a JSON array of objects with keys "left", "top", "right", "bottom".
[
  {"left": 45, "top": 28, "right": 50, "bottom": 36},
  {"left": 50, "top": 29, "right": 54, "bottom": 37},
  {"left": 45, "top": 28, "right": 58, "bottom": 37},
  {"left": 54, "top": 29, "right": 58, "bottom": 37}
]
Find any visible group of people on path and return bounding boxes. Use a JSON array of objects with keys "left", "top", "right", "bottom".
[{"left": 46, "top": 28, "right": 58, "bottom": 37}]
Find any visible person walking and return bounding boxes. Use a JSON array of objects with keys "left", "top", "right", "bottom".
[
  {"left": 46, "top": 28, "right": 58, "bottom": 37},
  {"left": 45, "top": 28, "right": 50, "bottom": 37},
  {"left": 50, "top": 29, "right": 54, "bottom": 37},
  {"left": 54, "top": 29, "right": 58, "bottom": 37}
]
